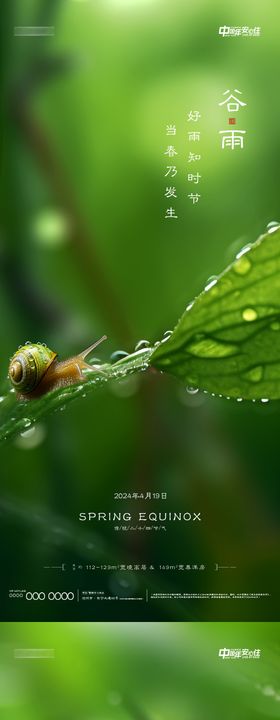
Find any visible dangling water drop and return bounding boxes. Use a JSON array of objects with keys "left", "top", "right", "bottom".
[{"left": 186, "top": 386, "right": 199, "bottom": 395}]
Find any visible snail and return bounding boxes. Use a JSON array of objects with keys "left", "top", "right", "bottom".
[{"left": 8, "top": 336, "right": 107, "bottom": 399}]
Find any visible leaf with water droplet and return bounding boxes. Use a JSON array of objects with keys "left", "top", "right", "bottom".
[
  {"left": 151, "top": 227, "right": 280, "bottom": 400},
  {"left": 0, "top": 347, "right": 153, "bottom": 445}
]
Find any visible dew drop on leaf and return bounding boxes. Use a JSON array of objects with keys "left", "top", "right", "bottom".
[
  {"left": 236, "top": 244, "right": 252, "bottom": 258},
  {"left": 161, "top": 330, "right": 173, "bottom": 342},
  {"left": 134, "top": 340, "right": 150, "bottom": 351},
  {"left": 22, "top": 418, "right": 32, "bottom": 428},
  {"left": 242, "top": 308, "right": 257, "bottom": 322},
  {"left": 266, "top": 221, "right": 280, "bottom": 234},
  {"left": 110, "top": 351, "right": 129, "bottom": 363},
  {"left": 233, "top": 255, "right": 251, "bottom": 275},
  {"left": 205, "top": 276, "right": 218, "bottom": 292}
]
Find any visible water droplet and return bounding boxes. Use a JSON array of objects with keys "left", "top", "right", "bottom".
[
  {"left": 236, "top": 397, "right": 243, "bottom": 402},
  {"left": 243, "top": 366, "right": 263, "bottom": 383},
  {"left": 15, "top": 423, "right": 47, "bottom": 450},
  {"left": 25, "top": 341, "right": 31, "bottom": 345},
  {"left": 111, "top": 376, "right": 139, "bottom": 398},
  {"left": 233, "top": 256, "right": 251, "bottom": 275},
  {"left": 205, "top": 276, "right": 218, "bottom": 292},
  {"left": 270, "top": 321, "right": 280, "bottom": 331},
  {"left": 242, "top": 307, "right": 257, "bottom": 322},
  {"left": 186, "top": 386, "right": 199, "bottom": 395},
  {"left": 266, "top": 221, "right": 280, "bottom": 234},
  {"left": 180, "top": 386, "right": 205, "bottom": 407},
  {"left": 22, "top": 418, "right": 31, "bottom": 428},
  {"left": 186, "top": 301, "right": 194, "bottom": 312},
  {"left": 261, "top": 398, "right": 269, "bottom": 403},
  {"left": 236, "top": 244, "right": 252, "bottom": 259},
  {"left": 161, "top": 330, "right": 173, "bottom": 343},
  {"left": 0, "top": 397, "right": 4, "bottom": 403},
  {"left": 110, "top": 351, "right": 129, "bottom": 363},
  {"left": 154, "top": 341, "right": 161, "bottom": 348},
  {"left": 135, "top": 340, "right": 150, "bottom": 351}
]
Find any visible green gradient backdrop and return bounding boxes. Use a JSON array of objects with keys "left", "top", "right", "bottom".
[
  {"left": 0, "top": 622, "right": 280, "bottom": 719},
  {"left": 1, "top": 0, "right": 280, "bottom": 620}
]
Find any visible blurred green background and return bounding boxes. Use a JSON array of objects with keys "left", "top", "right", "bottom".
[
  {"left": 1, "top": 0, "right": 280, "bottom": 620},
  {"left": 0, "top": 622, "right": 280, "bottom": 719}
]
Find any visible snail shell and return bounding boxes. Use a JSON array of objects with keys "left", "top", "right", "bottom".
[
  {"left": 8, "top": 337, "right": 107, "bottom": 399},
  {"left": 9, "top": 343, "right": 57, "bottom": 394}
]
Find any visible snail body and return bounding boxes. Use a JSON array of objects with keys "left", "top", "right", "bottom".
[{"left": 8, "top": 336, "right": 107, "bottom": 399}]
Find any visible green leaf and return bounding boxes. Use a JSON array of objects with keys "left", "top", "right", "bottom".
[
  {"left": 0, "top": 347, "right": 153, "bottom": 445},
  {"left": 151, "top": 226, "right": 280, "bottom": 401}
]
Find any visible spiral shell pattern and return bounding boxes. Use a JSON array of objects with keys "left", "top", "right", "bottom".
[{"left": 8, "top": 343, "right": 57, "bottom": 393}]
